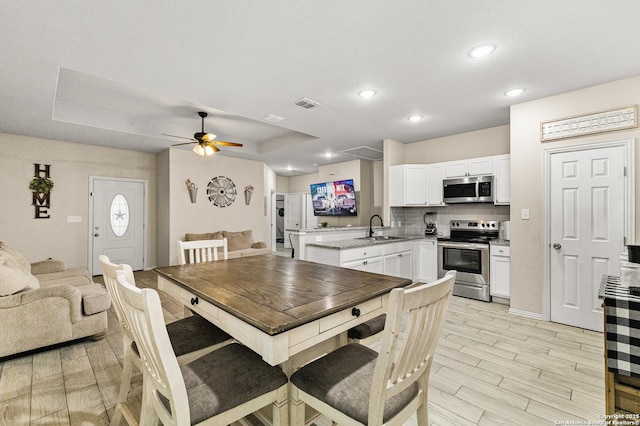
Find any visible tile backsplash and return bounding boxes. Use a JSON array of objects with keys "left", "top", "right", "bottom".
[{"left": 391, "top": 204, "right": 510, "bottom": 237}]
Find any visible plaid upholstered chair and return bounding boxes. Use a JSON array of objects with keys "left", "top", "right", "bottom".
[
  {"left": 290, "top": 271, "right": 456, "bottom": 426},
  {"left": 99, "top": 255, "right": 232, "bottom": 425},
  {"left": 114, "top": 269, "right": 288, "bottom": 426}
]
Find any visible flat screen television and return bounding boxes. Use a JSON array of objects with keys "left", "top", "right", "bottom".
[{"left": 310, "top": 179, "right": 357, "bottom": 216}]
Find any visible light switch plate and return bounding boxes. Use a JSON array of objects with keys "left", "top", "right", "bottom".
[{"left": 521, "top": 209, "right": 530, "bottom": 220}]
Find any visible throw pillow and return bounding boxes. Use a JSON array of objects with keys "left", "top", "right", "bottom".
[
  {"left": 0, "top": 242, "right": 31, "bottom": 274},
  {"left": 0, "top": 255, "right": 40, "bottom": 296},
  {"left": 223, "top": 230, "right": 253, "bottom": 252}
]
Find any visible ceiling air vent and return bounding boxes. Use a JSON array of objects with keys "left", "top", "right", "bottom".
[{"left": 294, "top": 98, "right": 321, "bottom": 109}]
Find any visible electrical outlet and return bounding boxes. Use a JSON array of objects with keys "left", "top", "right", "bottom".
[
  {"left": 521, "top": 209, "right": 530, "bottom": 220},
  {"left": 67, "top": 216, "right": 82, "bottom": 223}
]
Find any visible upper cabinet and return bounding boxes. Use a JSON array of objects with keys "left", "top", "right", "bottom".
[
  {"left": 494, "top": 154, "right": 511, "bottom": 205},
  {"left": 390, "top": 155, "right": 509, "bottom": 207},
  {"left": 444, "top": 156, "right": 494, "bottom": 178},
  {"left": 390, "top": 164, "right": 446, "bottom": 207}
]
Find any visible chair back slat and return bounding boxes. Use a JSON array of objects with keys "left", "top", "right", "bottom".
[
  {"left": 178, "top": 238, "right": 228, "bottom": 265},
  {"left": 115, "top": 270, "right": 190, "bottom": 426},
  {"left": 368, "top": 271, "right": 456, "bottom": 424},
  {"left": 99, "top": 255, "right": 137, "bottom": 352}
]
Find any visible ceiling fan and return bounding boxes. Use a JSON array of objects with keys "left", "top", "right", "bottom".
[{"left": 164, "top": 111, "right": 243, "bottom": 156}]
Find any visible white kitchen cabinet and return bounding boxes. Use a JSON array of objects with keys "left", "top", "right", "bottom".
[
  {"left": 389, "top": 164, "right": 428, "bottom": 206},
  {"left": 426, "top": 163, "right": 446, "bottom": 206},
  {"left": 343, "top": 256, "right": 383, "bottom": 273},
  {"left": 383, "top": 250, "right": 413, "bottom": 280},
  {"left": 414, "top": 239, "right": 438, "bottom": 283},
  {"left": 494, "top": 154, "right": 510, "bottom": 205},
  {"left": 444, "top": 156, "right": 494, "bottom": 178},
  {"left": 490, "top": 245, "right": 510, "bottom": 298}
]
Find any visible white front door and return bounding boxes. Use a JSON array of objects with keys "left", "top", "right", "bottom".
[
  {"left": 91, "top": 178, "right": 145, "bottom": 274},
  {"left": 549, "top": 145, "right": 625, "bottom": 331}
]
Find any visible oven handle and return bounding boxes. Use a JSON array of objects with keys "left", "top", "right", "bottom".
[{"left": 437, "top": 241, "right": 489, "bottom": 250}]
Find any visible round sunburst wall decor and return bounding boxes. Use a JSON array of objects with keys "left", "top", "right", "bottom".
[{"left": 207, "top": 176, "right": 237, "bottom": 207}]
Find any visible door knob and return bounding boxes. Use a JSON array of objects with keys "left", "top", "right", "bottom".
[
  {"left": 553, "top": 243, "right": 561, "bottom": 249},
  {"left": 94, "top": 233, "right": 100, "bottom": 237}
]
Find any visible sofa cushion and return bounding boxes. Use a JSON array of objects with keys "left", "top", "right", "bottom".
[
  {"left": 30, "top": 259, "right": 66, "bottom": 275},
  {"left": 185, "top": 231, "right": 224, "bottom": 242},
  {"left": 36, "top": 267, "right": 92, "bottom": 288},
  {"left": 223, "top": 230, "right": 253, "bottom": 252},
  {"left": 78, "top": 284, "right": 111, "bottom": 315},
  {"left": 0, "top": 257, "right": 39, "bottom": 296}
]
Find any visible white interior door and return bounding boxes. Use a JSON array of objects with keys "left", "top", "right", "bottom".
[
  {"left": 304, "top": 193, "right": 318, "bottom": 229},
  {"left": 91, "top": 178, "right": 145, "bottom": 273},
  {"left": 283, "top": 192, "right": 301, "bottom": 248},
  {"left": 549, "top": 145, "right": 625, "bottom": 331}
]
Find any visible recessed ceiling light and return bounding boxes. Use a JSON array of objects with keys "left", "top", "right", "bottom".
[
  {"left": 468, "top": 44, "right": 496, "bottom": 58},
  {"left": 408, "top": 115, "right": 424, "bottom": 122},
  {"left": 324, "top": 152, "right": 333, "bottom": 158},
  {"left": 358, "top": 89, "right": 377, "bottom": 99},
  {"left": 504, "top": 88, "right": 526, "bottom": 97}
]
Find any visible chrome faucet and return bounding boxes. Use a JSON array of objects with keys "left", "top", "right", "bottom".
[{"left": 369, "top": 214, "right": 383, "bottom": 238}]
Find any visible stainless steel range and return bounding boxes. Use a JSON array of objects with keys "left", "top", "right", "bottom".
[{"left": 437, "top": 220, "right": 499, "bottom": 302}]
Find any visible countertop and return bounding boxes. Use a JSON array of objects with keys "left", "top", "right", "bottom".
[
  {"left": 490, "top": 239, "right": 510, "bottom": 247},
  {"left": 286, "top": 225, "right": 391, "bottom": 233},
  {"left": 306, "top": 234, "right": 435, "bottom": 250}
]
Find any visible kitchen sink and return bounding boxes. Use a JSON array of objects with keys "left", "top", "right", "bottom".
[{"left": 357, "top": 236, "right": 404, "bottom": 241}]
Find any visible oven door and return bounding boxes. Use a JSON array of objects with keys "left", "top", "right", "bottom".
[{"left": 437, "top": 241, "right": 490, "bottom": 285}]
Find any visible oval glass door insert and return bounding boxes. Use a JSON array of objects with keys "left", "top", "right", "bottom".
[{"left": 110, "top": 194, "right": 129, "bottom": 237}]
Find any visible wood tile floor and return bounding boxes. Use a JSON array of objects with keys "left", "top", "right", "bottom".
[{"left": 0, "top": 270, "right": 607, "bottom": 425}]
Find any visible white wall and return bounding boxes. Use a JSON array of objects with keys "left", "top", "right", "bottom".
[
  {"left": 0, "top": 133, "right": 158, "bottom": 269},
  {"left": 165, "top": 149, "right": 272, "bottom": 265}
]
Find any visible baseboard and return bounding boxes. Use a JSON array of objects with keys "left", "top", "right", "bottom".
[{"left": 508, "top": 307, "right": 543, "bottom": 320}]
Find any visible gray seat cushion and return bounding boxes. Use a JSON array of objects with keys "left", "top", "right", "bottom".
[
  {"left": 166, "top": 313, "right": 231, "bottom": 357},
  {"left": 162, "top": 343, "right": 288, "bottom": 424},
  {"left": 290, "top": 343, "right": 418, "bottom": 424},
  {"left": 347, "top": 314, "right": 386, "bottom": 340}
]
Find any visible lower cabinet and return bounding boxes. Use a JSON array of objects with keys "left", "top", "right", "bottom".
[
  {"left": 343, "top": 256, "right": 383, "bottom": 274},
  {"left": 490, "top": 245, "right": 510, "bottom": 298},
  {"left": 383, "top": 250, "right": 413, "bottom": 280},
  {"left": 414, "top": 239, "right": 438, "bottom": 283}
]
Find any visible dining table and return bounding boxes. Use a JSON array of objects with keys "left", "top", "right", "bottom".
[{"left": 154, "top": 254, "right": 411, "bottom": 371}]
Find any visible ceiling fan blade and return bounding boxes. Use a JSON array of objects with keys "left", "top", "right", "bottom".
[
  {"left": 171, "top": 141, "right": 197, "bottom": 147},
  {"left": 162, "top": 133, "right": 195, "bottom": 141},
  {"left": 211, "top": 141, "right": 243, "bottom": 147}
]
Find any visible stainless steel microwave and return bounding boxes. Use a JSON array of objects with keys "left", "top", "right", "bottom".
[{"left": 443, "top": 175, "right": 494, "bottom": 204}]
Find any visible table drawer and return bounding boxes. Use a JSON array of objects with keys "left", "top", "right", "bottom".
[
  {"left": 341, "top": 246, "right": 384, "bottom": 263},
  {"left": 158, "top": 277, "right": 220, "bottom": 321},
  {"left": 319, "top": 297, "right": 382, "bottom": 333}
]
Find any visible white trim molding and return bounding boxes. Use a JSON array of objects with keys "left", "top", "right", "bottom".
[{"left": 508, "top": 308, "right": 543, "bottom": 321}]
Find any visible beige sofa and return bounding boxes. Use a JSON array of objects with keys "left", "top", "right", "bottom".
[
  {"left": 0, "top": 242, "right": 111, "bottom": 358},
  {"left": 184, "top": 229, "right": 270, "bottom": 259}
]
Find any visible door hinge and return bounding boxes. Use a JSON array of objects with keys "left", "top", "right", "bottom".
[{"left": 624, "top": 166, "right": 627, "bottom": 177}]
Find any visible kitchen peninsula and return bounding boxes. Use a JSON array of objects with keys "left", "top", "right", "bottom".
[
  {"left": 287, "top": 226, "right": 390, "bottom": 260},
  {"left": 296, "top": 227, "right": 438, "bottom": 283}
]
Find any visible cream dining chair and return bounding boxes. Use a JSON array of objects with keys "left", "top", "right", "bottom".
[
  {"left": 99, "top": 255, "right": 232, "bottom": 426},
  {"left": 290, "top": 270, "right": 456, "bottom": 426},
  {"left": 177, "top": 238, "right": 228, "bottom": 265},
  {"left": 114, "top": 269, "right": 289, "bottom": 426}
]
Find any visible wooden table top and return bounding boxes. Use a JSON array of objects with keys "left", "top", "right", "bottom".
[{"left": 154, "top": 255, "right": 411, "bottom": 335}]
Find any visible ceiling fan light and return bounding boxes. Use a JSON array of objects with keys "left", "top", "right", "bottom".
[{"left": 193, "top": 144, "right": 215, "bottom": 156}]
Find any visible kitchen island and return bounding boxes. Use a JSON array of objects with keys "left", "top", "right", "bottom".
[
  {"left": 287, "top": 225, "right": 392, "bottom": 260},
  {"left": 305, "top": 234, "right": 437, "bottom": 282}
]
